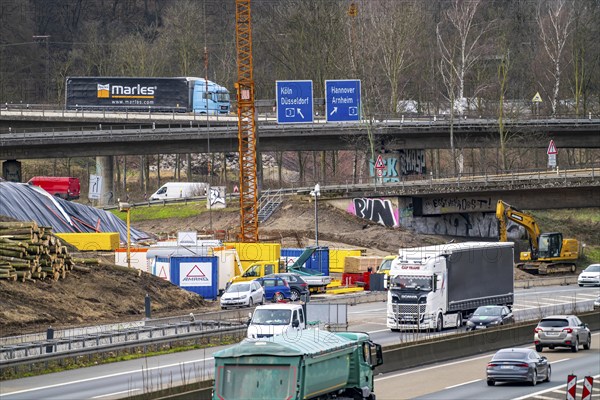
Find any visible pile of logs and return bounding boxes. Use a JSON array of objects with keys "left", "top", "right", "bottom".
[{"left": 0, "top": 221, "right": 74, "bottom": 282}]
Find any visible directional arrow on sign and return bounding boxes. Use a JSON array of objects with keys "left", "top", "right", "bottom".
[
  {"left": 330, "top": 107, "right": 338, "bottom": 116},
  {"left": 297, "top": 109, "right": 304, "bottom": 119}
]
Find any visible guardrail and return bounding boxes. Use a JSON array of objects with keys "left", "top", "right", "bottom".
[{"left": 99, "top": 166, "right": 599, "bottom": 210}]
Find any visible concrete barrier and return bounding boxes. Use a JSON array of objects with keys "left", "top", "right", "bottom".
[
  {"left": 160, "top": 310, "right": 599, "bottom": 400},
  {"left": 376, "top": 310, "right": 599, "bottom": 375}
]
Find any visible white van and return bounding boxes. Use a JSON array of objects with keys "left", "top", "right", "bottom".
[
  {"left": 150, "top": 182, "right": 207, "bottom": 200},
  {"left": 246, "top": 304, "right": 307, "bottom": 339}
]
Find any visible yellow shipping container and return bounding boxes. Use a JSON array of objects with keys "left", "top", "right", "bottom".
[
  {"left": 329, "top": 248, "right": 365, "bottom": 273},
  {"left": 224, "top": 242, "right": 281, "bottom": 262},
  {"left": 56, "top": 232, "right": 120, "bottom": 251}
]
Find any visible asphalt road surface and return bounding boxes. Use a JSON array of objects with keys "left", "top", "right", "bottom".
[{"left": 1, "top": 284, "right": 598, "bottom": 400}]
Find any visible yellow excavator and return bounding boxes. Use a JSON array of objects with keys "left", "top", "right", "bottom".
[{"left": 496, "top": 200, "right": 580, "bottom": 274}]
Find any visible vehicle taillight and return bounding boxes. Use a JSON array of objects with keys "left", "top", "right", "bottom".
[
  {"left": 301, "top": 282, "right": 308, "bottom": 288},
  {"left": 562, "top": 328, "right": 573, "bottom": 333},
  {"left": 516, "top": 363, "right": 529, "bottom": 368},
  {"left": 534, "top": 328, "right": 543, "bottom": 333},
  {"left": 487, "top": 363, "right": 497, "bottom": 367}
]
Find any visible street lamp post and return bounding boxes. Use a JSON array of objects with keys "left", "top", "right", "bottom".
[
  {"left": 119, "top": 201, "right": 132, "bottom": 269},
  {"left": 310, "top": 183, "right": 320, "bottom": 246}
]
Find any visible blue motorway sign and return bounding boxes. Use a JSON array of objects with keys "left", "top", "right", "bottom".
[
  {"left": 276, "top": 80, "right": 314, "bottom": 124},
  {"left": 325, "top": 80, "right": 361, "bottom": 122}
]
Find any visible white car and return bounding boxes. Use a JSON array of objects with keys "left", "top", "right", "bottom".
[
  {"left": 578, "top": 264, "right": 600, "bottom": 287},
  {"left": 220, "top": 281, "right": 265, "bottom": 309}
]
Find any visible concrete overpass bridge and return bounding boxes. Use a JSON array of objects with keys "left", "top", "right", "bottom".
[{"left": 0, "top": 116, "right": 599, "bottom": 159}]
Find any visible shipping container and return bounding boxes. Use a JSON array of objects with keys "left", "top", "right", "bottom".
[
  {"left": 328, "top": 248, "right": 365, "bottom": 273},
  {"left": 169, "top": 256, "right": 219, "bottom": 299},
  {"left": 282, "top": 247, "right": 330, "bottom": 275}
]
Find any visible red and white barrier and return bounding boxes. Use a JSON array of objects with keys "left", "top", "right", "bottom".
[
  {"left": 581, "top": 376, "right": 594, "bottom": 400},
  {"left": 566, "top": 374, "right": 577, "bottom": 400}
]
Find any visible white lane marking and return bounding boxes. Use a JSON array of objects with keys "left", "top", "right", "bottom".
[
  {"left": 366, "top": 328, "right": 391, "bottom": 334},
  {"left": 512, "top": 374, "right": 600, "bottom": 400},
  {"left": 375, "top": 354, "right": 494, "bottom": 381},
  {"left": 445, "top": 378, "right": 481, "bottom": 389},
  {"left": 551, "top": 358, "right": 570, "bottom": 364},
  {"left": 2, "top": 356, "right": 214, "bottom": 395},
  {"left": 91, "top": 389, "right": 141, "bottom": 398}
]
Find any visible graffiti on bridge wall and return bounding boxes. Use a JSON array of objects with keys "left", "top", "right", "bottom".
[
  {"left": 422, "top": 196, "right": 495, "bottom": 215},
  {"left": 347, "top": 198, "right": 399, "bottom": 227},
  {"left": 368, "top": 150, "right": 426, "bottom": 182},
  {"left": 414, "top": 213, "right": 498, "bottom": 237}
]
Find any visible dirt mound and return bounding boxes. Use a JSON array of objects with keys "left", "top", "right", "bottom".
[{"left": 0, "top": 261, "right": 208, "bottom": 337}]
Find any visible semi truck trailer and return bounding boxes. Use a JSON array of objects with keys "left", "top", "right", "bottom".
[
  {"left": 386, "top": 241, "right": 514, "bottom": 332},
  {"left": 65, "top": 76, "right": 230, "bottom": 114},
  {"left": 213, "top": 329, "right": 383, "bottom": 400}
]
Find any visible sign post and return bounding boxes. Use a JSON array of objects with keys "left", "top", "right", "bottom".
[
  {"left": 276, "top": 80, "right": 314, "bottom": 124},
  {"left": 532, "top": 92, "right": 543, "bottom": 118},
  {"left": 325, "top": 79, "right": 361, "bottom": 122},
  {"left": 547, "top": 139, "right": 557, "bottom": 168},
  {"left": 374, "top": 154, "right": 385, "bottom": 178},
  {"left": 88, "top": 174, "right": 102, "bottom": 200}
]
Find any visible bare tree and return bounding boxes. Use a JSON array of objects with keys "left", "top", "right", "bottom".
[
  {"left": 536, "top": 0, "right": 574, "bottom": 116},
  {"left": 436, "top": 0, "right": 493, "bottom": 174},
  {"left": 362, "top": 0, "right": 421, "bottom": 115}
]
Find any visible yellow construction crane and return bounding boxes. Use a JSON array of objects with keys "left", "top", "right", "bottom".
[{"left": 235, "top": 0, "right": 259, "bottom": 242}]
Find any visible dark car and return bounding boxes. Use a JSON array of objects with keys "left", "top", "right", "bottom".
[
  {"left": 254, "top": 276, "right": 292, "bottom": 302},
  {"left": 466, "top": 305, "right": 514, "bottom": 331},
  {"left": 486, "top": 348, "right": 551, "bottom": 386},
  {"left": 265, "top": 273, "right": 310, "bottom": 301}
]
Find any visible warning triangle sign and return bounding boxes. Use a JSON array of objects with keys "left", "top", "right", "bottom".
[
  {"left": 375, "top": 154, "right": 385, "bottom": 169},
  {"left": 547, "top": 140, "right": 557, "bottom": 155},
  {"left": 185, "top": 265, "right": 206, "bottom": 278},
  {"left": 532, "top": 92, "right": 543, "bottom": 103},
  {"left": 158, "top": 265, "right": 168, "bottom": 280}
]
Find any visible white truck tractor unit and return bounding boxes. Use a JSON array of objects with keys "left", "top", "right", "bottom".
[{"left": 386, "top": 242, "right": 514, "bottom": 332}]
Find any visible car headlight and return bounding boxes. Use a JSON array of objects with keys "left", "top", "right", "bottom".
[
  {"left": 489, "top": 320, "right": 500, "bottom": 325},
  {"left": 240, "top": 294, "right": 247, "bottom": 299},
  {"left": 466, "top": 321, "right": 475, "bottom": 326}
]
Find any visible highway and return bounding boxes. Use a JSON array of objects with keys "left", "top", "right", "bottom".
[
  {"left": 0, "top": 285, "right": 598, "bottom": 400},
  {"left": 376, "top": 333, "right": 600, "bottom": 400}
]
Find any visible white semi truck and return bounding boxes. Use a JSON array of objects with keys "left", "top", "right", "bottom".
[{"left": 386, "top": 242, "right": 514, "bottom": 332}]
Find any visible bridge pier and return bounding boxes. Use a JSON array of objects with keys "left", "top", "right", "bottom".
[{"left": 95, "top": 156, "right": 114, "bottom": 206}]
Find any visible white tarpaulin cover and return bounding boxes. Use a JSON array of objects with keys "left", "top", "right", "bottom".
[{"left": 0, "top": 181, "right": 150, "bottom": 243}]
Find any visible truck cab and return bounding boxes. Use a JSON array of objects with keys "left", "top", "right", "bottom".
[
  {"left": 246, "top": 303, "right": 306, "bottom": 339},
  {"left": 229, "top": 260, "right": 282, "bottom": 284}
]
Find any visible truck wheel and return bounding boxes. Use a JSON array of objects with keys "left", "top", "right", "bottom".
[
  {"left": 435, "top": 314, "right": 443, "bottom": 332},
  {"left": 290, "top": 289, "right": 300, "bottom": 302}
]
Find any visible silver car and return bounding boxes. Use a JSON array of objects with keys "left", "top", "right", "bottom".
[
  {"left": 578, "top": 264, "right": 600, "bottom": 287},
  {"left": 534, "top": 315, "right": 591, "bottom": 353}
]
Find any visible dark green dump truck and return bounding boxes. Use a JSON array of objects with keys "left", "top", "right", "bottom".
[{"left": 212, "top": 329, "right": 383, "bottom": 400}]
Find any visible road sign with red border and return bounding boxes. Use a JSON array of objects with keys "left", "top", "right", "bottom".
[
  {"left": 375, "top": 154, "right": 385, "bottom": 170},
  {"left": 547, "top": 140, "right": 557, "bottom": 155}
]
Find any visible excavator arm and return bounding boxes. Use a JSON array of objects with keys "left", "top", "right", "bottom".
[{"left": 496, "top": 200, "right": 542, "bottom": 254}]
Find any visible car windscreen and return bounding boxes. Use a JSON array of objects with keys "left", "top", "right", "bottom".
[
  {"left": 584, "top": 265, "right": 600, "bottom": 272},
  {"left": 492, "top": 351, "right": 527, "bottom": 360},
  {"left": 251, "top": 309, "right": 292, "bottom": 325},
  {"left": 227, "top": 283, "right": 250, "bottom": 293},
  {"left": 473, "top": 307, "right": 502, "bottom": 317},
  {"left": 538, "top": 319, "right": 569, "bottom": 328}
]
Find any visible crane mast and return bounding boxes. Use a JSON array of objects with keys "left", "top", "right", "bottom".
[{"left": 235, "top": 0, "right": 259, "bottom": 242}]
